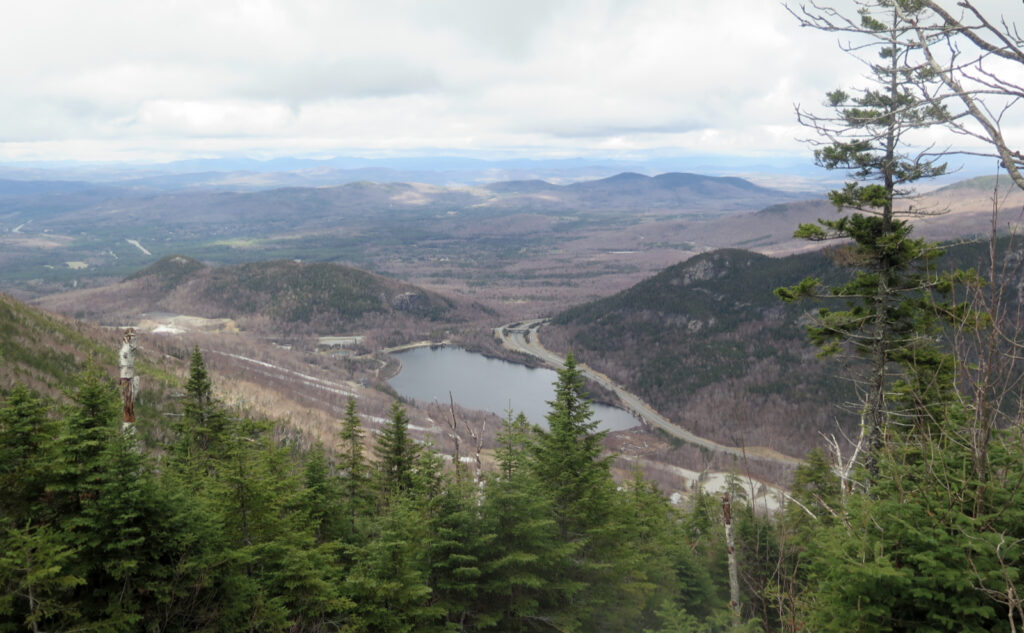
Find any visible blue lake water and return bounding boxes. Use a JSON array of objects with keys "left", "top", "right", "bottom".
[{"left": 389, "top": 346, "right": 638, "bottom": 432}]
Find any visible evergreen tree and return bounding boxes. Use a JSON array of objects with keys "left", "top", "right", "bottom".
[
  {"left": 495, "top": 410, "right": 533, "bottom": 480},
  {"left": 146, "top": 474, "right": 231, "bottom": 631},
  {"left": 480, "top": 412, "right": 570, "bottom": 633},
  {"left": 0, "top": 386, "right": 58, "bottom": 525},
  {"left": 777, "top": 0, "right": 959, "bottom": 459},
  {"left": 74, "top": 426, "right": 169, "bottom": 630},
  {"left": 428, "top": 477, "right": 496, "bottom": 632},
  {"left": 0, "top": 521, "right": 84, "bottom": 633},
  {"left": 774, "top": 4, "right": 1024, "bottom": 632},
  {"left": 374, "top": 401, "right": 420, "bottom": 501},
  {"left": 174, "top": 347, "right": 229, "bottom": 475},
  {"left": 529, "top": 352, "right": 635, "bottom": 632},
  {"left": 532, "top": 352, "right": 611, "bottom": 540},
  {"left": 643, "top": 601, "right": 708, "bottom": 633},
  {"left": 344, "top": 496, "right": 443, "bottom": 633},
  {"left": 183, "top": 346, "right": 213, "bottom": 428},
  {"left": 338, "top": 396, "right": 372, "bottom": 540},
  {"left": 50, "top": 366, "right": 120, "bottom": 521},
  {"left": 620, "top": 470, "right": 717, "bottom": 630},
  {"left": 210, "top": 415, "right": 346, "bottom": 631},
  {"left": 798, "top": 419, "right": 1024, "bottom": 633},
  {"left": 301, "top": 442, "right": 339, "bottom": 543},
  {"left": 786, "top": 448, "right": 842, "bottom": 530}
]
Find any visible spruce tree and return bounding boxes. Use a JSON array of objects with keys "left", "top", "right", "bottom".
[
  {"left": 777, "top": 0, "right": 959, "bottom": 460},
  {"left": 51, "top": 366, "right": 120, "bottom": 521},
  {"left": 480, "top": 412, "right": 570, "bottom": 632},
  {"left": 529, "top": 352, "right": 629, "bottom": 631},
  {"left": 0, "top": 385, "right": 58, "bottom": 525},
  {"left": 301, "top": 442, "right": 341, "bottom": 543},
  {"left": 0, "top": 521, "right": 84, "bottom": 633},
  {"left": 75, "top": 426, "right": 169, "bottom": 630},
  {"left": 44, "top": 368, "right": 165, "bottom": 630},
  {"left": 774, "top": 3, "right": 1024, "bottom": 631},
  {"left": 344, "top": 496, "right": 443, "bottom": 633},
  {"left": 374, "top": 401, "right": 419, "bottom": 502},
  {"left": 338, "top": 396, "right": 372, "bottom": 539},
  {"left": 532, "top": 352, "right": 611, "bottom": 540},
  {"left": 428, "top": 477, "right": 497, "bottom": 632},
  {"left": 44, "top": 365, "right": 121, "bottom": 629},
  {"left": 175, "top": 347, "right": 229, "bottom": 474},
  {"left": 620, "top": 471, "right": 715, "bottom": 631},
  {"left": 208, "top": 414, "right": 346, "bottom": 630}
]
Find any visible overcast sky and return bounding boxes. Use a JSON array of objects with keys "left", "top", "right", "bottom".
[{"left": 0, "top": 0, "right": 1019, "bottom": 164}]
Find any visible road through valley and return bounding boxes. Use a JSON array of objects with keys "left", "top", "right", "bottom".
[{"left": 496, "top": 319, "right": 800, "bottom": 466}]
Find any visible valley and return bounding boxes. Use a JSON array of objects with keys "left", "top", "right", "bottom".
[
  {"left": 9, "top": 2, "right": 1024, "bottom": 629},
  {"left": 2, "top": 168, "right": 1021, "bottom": 491},
  {"left": 3, "top": 165, "right": 1023, "bottom": 633}
]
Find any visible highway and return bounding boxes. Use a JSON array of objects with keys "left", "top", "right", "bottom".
[{"left": 495, "top": 319, "right": 800, "bottom": 465}]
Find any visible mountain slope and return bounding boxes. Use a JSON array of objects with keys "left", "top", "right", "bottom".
[
  {"left": 545, "top": 249, "right": 851, "bottom": 456},
  {"left": 35, "top": 256, "right": 474, "bottom": 342},
  {"left": 0, "top": 292, "right": 183, "bottom": 438},
  {"left": 0, "top": 292, "right": 121, "bottom": 394},
  {"left": 544, "top": 238, "right": 1023, "bottom": 457}
]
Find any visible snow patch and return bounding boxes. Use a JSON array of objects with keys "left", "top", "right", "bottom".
[
  {"left": 125, "top": 239, "right": 152, "bottom": 256},
  {"left": 152, "top": 324, "right": 186, "bottom": 334}
]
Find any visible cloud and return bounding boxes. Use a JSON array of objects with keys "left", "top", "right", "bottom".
[
  {"left": 232, "top": 58, "right": 442, "bottom": 103},
  {"left": 3, "top": 0, "right": 1010, "bottom": 162}
]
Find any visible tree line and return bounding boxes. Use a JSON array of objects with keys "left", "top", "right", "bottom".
[{"left": 0, "top": 350, "right": 739, "bottom": 632}]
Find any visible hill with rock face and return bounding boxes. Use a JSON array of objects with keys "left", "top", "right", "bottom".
[
  {"left": 544, "top": 248, "right": 853, "bottom": 457},
  {"left": 543, "top": 237, "right": 1024, "bottom": 457}
]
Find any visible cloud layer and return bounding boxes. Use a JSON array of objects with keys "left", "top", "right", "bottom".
[{"left": 1, "top": 0, "right": 1015, "bottom": 162}]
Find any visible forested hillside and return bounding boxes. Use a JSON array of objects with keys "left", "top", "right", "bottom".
[
  {"left": 546, "top": 238, "right": 1022, "bottom": 456},
  {"left": 6, "top": 265, "right": 1024, "bottom": 632},
  {"left": 546, "top": 248, "right": 854, "bottom": 455},
  {"left": 0, "top": 292, "right": 182, "bottom": 427},
  {"left": 0, "top": 344, "right": 741, "bottom": 632},
  {"left": 36, "top": 256, "right": 486, "bottom": 343}
]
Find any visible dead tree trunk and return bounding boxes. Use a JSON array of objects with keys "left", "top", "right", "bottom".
[
  {"left": 118, "top": 328, "right": 138, "bottom": 431},
  {"left": 447, "top": 392, "right": 462, "bottom": 483},
  {"left": 724, "top": 492, "right": 741, "bottom": 628}
]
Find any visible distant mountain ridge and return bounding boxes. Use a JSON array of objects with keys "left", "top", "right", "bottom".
[
  {"left": 488, "top": 171, "right": 800, "bottom": 201},
  {"left": 0, "top": 170, "right": 809, "bottom": 296},
  {"left": 0, "top": 154, "right": 832, "bottom": 191}
]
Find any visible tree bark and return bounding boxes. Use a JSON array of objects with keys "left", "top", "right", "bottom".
[
  {"left": 118, "top": 327, "right": 138, "bottom": 430},
  {"left": 723, "top": 492, "right": 741, "bottom": 628}
]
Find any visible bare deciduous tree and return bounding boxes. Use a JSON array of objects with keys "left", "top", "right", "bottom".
[{"left": 903, "top": 1, "right": 1024, "bottom": 191}]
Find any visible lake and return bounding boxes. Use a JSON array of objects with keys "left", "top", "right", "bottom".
[{"left": 389, "top": 346, "right": 639, "bottom": 432}]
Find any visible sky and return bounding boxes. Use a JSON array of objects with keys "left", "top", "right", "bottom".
[{"left": 0, "top": 0, "right": 1020, "bottom": 164}]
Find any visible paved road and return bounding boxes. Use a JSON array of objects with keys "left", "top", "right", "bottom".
[{"left": 495, "top": 319, "right": 800, "bottom": 465}]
